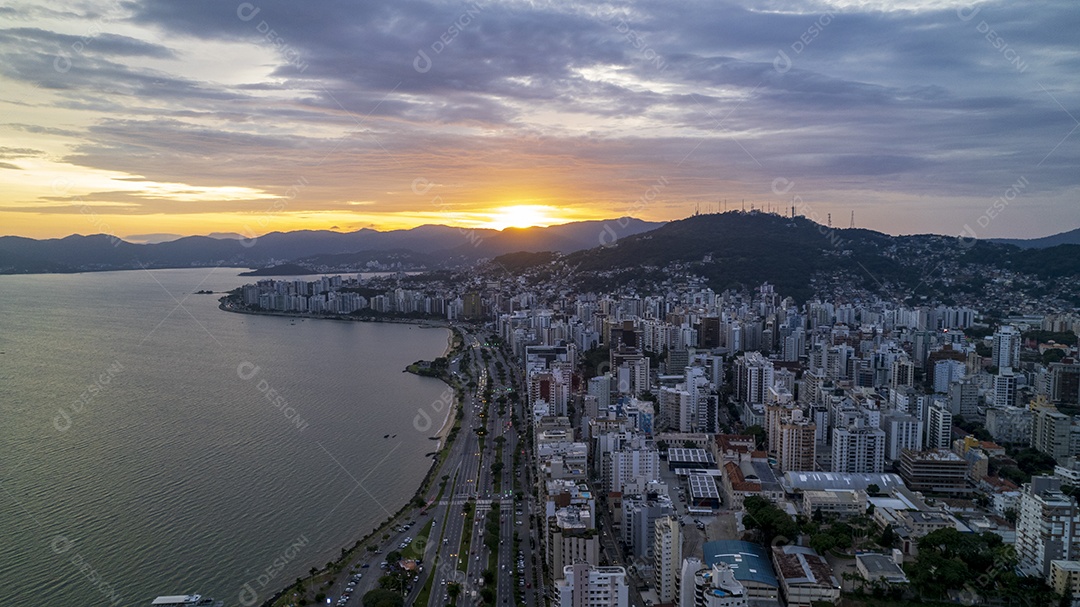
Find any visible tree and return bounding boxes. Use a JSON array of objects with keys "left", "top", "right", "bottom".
[
  {"left": 866, "top": 483, "right": 881, "bottom": 496},
  {"left": 447, "top": 582, "right": 462, "bottom": 603},
  {"left": 363, "top": 588, "right": 404, "bottom": 607},
  {"left": 878, "top": 524, "right": 896, "bottom": 548},
  {"left": 745, "top": 425, "right": 767, "bottom": 450},
  {"left": 809, "top": 533, "right": 836, "bottom": 554}
]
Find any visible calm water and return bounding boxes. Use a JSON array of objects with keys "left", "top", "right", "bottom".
[{"left": 0, "top": 268, "right": 451, "bottom": 607}]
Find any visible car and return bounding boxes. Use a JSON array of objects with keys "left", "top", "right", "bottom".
[{"left": 361, "top": 564, "right": 369, "bottom": 569}]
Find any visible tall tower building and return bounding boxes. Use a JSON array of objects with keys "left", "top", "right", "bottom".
[
  {"left": 992, "top": 325, "right": 1021, "bottom": 370},
  {"left": 1017, "top": 476, "right": 1080, "bottom": 579},
  {"left": 653, "top": 515, "right": 682, "bottom": 604},
  {"left": 993, "top": 369, "right": 1018, "bottom": 409},
  {"left": 558, "top": 564, "right": 629, "bottom": 607},
  {"left": 776, "top": 410, "right": 816, "bottom": 473},
  {"left": 926, "top": 401, "right": 953, "bottom": 450},
  {"left": 831, "top": 422, "right": 885, "bottom": 473}
]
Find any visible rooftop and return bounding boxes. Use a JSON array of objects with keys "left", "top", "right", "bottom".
[
  {"left": 856, "top": 553, "right": 908, "bottom": 583},
  {"left": 772, "top": 546, "right": 839, "bottom": 588},
  {"left": 783, "top": 471, "right": 905, "bottom": 492},
  {"left": 703, "top": 540, "right": 779, "bottom": 588}
]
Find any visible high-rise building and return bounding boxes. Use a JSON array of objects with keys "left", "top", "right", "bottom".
[
  {"left": 831, "top": 422, "right": 885, "bottom": 474},
  {"left": 776, "top": 410, "right": 816, "bottom": 473},
  {"left": 734, "top": 352, "right": 775, "bottom": 404},
  {"left": 605, "top": 448, "right": 660, "bottom": 494},
  {"left": 926, "top": 401, "right": 953, "bottom": 450},
  {"left": 1017, "top": 477, "right": 1080, "bottom": 579},
  {"left": 1031, "top": 406, "right": 1078, "bottom": 460},
  {"left": 933, "top": 359, "right": 967, "bottom": 393},
  {"left": 462, "top": 292, "right": 484, "bottom": 319},
  {"left": 948, "top": 380, "right": 980, "bottom": 418},
  {"left": 558, "top": 564, "right": 628, "bottom": 607},
  {"left": 653, "top": 515, "right": 682, "bottom": 604},
  {"left": 589, "top": 374, "right": 613, "bottom": 411},
  {"left": 985, "top": 405, "right": 1033, "bottom": 445},
  {"left": 1051, "top": 360, "right": 1080, "bottom": 406},
  {"left": 992, "top": 325, "right": 1021, "bottom": 370},
  {"left": 993, "top": 369, "right": 1018, "bottom": 409},
  {"left": 890, "top": 359, "right": 915, "bottom": 392},
  {"left": 679, "top": 561, "right": 748, "bottom": 607},
  {"left": 883, "top": 413, "right": 924, "bottom": 461}
]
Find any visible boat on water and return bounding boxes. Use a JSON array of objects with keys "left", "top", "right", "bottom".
[{"left": 150, "top": 595, "right": 222, "bottom": 607}]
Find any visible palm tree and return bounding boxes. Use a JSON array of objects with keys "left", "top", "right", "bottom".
[{"left": 447, "top": 582, "right": 462, "bottom": 604}]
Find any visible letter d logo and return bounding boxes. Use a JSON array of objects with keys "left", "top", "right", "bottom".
[{"left": 239, "top": 582, "right": 259, "bottom": 606}]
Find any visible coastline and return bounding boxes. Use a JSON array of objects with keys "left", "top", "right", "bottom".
[
  {"left": 243, "top": 306, "right": 467, "bottom": 607},
  {"left": 219, "top": 301, "right": 450, "bottom": 328}
]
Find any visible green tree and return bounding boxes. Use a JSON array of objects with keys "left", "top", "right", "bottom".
[
  {"left": 363, "top": 588, "right": 404, "bottom": 607},
  {"left": 809, "top": 533, "right": 836, "bottom": 554},
  {"left": 447, "top": 582, "right": 462, "bottom": 603},
  {"left": 878, "top": 524, "right": 896, "bottom": 548},
  {"left": 745, "top": 425, "right": 767, "bottom": 450}
]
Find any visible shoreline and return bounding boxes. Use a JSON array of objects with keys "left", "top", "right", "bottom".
[
  {"left": 239, "top": 306, "right": 468, "bottom": 607},
  {"left": 219, "top": 301, "right": 451, "bottom": 328}
]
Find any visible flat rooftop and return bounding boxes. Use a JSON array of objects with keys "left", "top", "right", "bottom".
[{"left": 703, "top": 540, "right": 779, "bottom": 588}]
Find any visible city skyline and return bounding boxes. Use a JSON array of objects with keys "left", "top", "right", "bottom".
[{"left": 1, "top": 0, "right": 1077, "bottom": 240}]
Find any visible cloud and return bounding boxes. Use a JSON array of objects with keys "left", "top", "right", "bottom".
[{"left": 0, "top": 0, "right": 1076, "bottom": 237}]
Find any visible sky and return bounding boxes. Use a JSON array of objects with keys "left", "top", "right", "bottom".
[{"left": 0, "top": 0, "right": 1077, "bottom": 241}]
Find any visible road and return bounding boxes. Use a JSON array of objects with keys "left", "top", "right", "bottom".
[{"left": 313, "top": 325, "right": 540, "bottom": 607}]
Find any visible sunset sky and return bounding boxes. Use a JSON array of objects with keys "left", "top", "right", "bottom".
[{"left": 0, "top": 0, "right": 1077, "bottom": 241}]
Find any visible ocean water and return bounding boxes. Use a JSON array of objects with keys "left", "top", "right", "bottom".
[{"left": 0, "top": 268, "right": 450, "bottom": 607}]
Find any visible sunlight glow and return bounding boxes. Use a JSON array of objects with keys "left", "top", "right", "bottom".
[{"left": 476, "top": 205, "right": 571, "bottom": 230}]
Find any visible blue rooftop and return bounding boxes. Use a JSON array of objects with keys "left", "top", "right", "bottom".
[{"left": 702, "top": 540, "right": 779, "bottom": 588}]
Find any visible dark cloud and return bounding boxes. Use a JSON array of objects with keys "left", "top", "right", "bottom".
[{"left": 0, "top": 0, "right": 1076, "bottom": 235}]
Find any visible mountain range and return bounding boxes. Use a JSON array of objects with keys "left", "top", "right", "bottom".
[
  {"left": 488, "top": 212, "right": 1080, "bottom": 306},
  {"left": 0, "top": 219, "right": 661, "bottom": 274},
  {"left": 2, "top": 216, "right": 1078, "bottom": 304}
]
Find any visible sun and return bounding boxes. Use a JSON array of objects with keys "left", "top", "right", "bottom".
[{"left": 481, "top": 204, "right": 567, "bottom": 230}]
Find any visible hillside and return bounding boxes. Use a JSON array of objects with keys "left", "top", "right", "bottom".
[
  {"left": 495, "top": 211, "right": 1080, "bottom": 306},
  {"left": 991, "top": 227, "right": 1080, "bottom": 249},
  {"left": 0, "top": 218, "right": 662, "bottom": 274}
]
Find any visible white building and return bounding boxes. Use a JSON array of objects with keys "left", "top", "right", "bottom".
[
  {"left": 883, "top": 413, "right": 924, "bottom": 462},
  {"left": 557, "top": 564, "right": 628, "bottom": 607},
  {"left": 1017, "top": 477, "right": 1080, "bottom": 579},
  {"left": 926, "top": 401, "right": 953, "bottom": 450},
  {"left": 682, "top": 561, "right": 748, "bottom": 607},
  {"left": 992, "top": 325, "right": 1021, "bottom": 370},
  {"left": 933, "top": 359, "right": 966, "bottom": 394},
  {"left": 653, "top": 515, "right": 681, "bottom": 604},
  {"left": 831, "top": 423, "right": 885, "bottom": 474},
  {"left": 605, "top": 448, "right": 660, "bottom": 495},
  {"left": 986, "top": 405, "right": 1033, "bottom": 445},
  {"left": 993, "top": 369, "right": 1019, "bottom": 409}
]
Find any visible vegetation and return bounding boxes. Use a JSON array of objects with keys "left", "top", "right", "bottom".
[
  {"left": 742, "top": 496, "right": 797, "bottom": 545},
  {"left": 362, "top": 588, "right": 404, "bottom": 607},
  {"left": 907, "top": 528, "right": 1059, "bottom": 604},
  {"left": 744, "top": 425, "right": 767, "bottom": 450}
]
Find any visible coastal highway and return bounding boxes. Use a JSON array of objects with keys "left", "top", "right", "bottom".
[
  {"left": 342, "top": 325, "right": 532, "bottom": 607},
  {"left": 314, "top": 327, "right": 487, "bottom": 607}
]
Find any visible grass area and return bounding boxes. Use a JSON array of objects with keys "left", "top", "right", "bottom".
[
  {"left": 459, "top": 500, "right": 476, "bottom": 573},
  {"left": 417, "top": 472, "right": 458, "bottom": 607},
  {"left": 839, "top": 599, "right": 969, "bottom": 607},
  {"left": 415, "top": 559, "right": 437, "bottom": 607}
]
